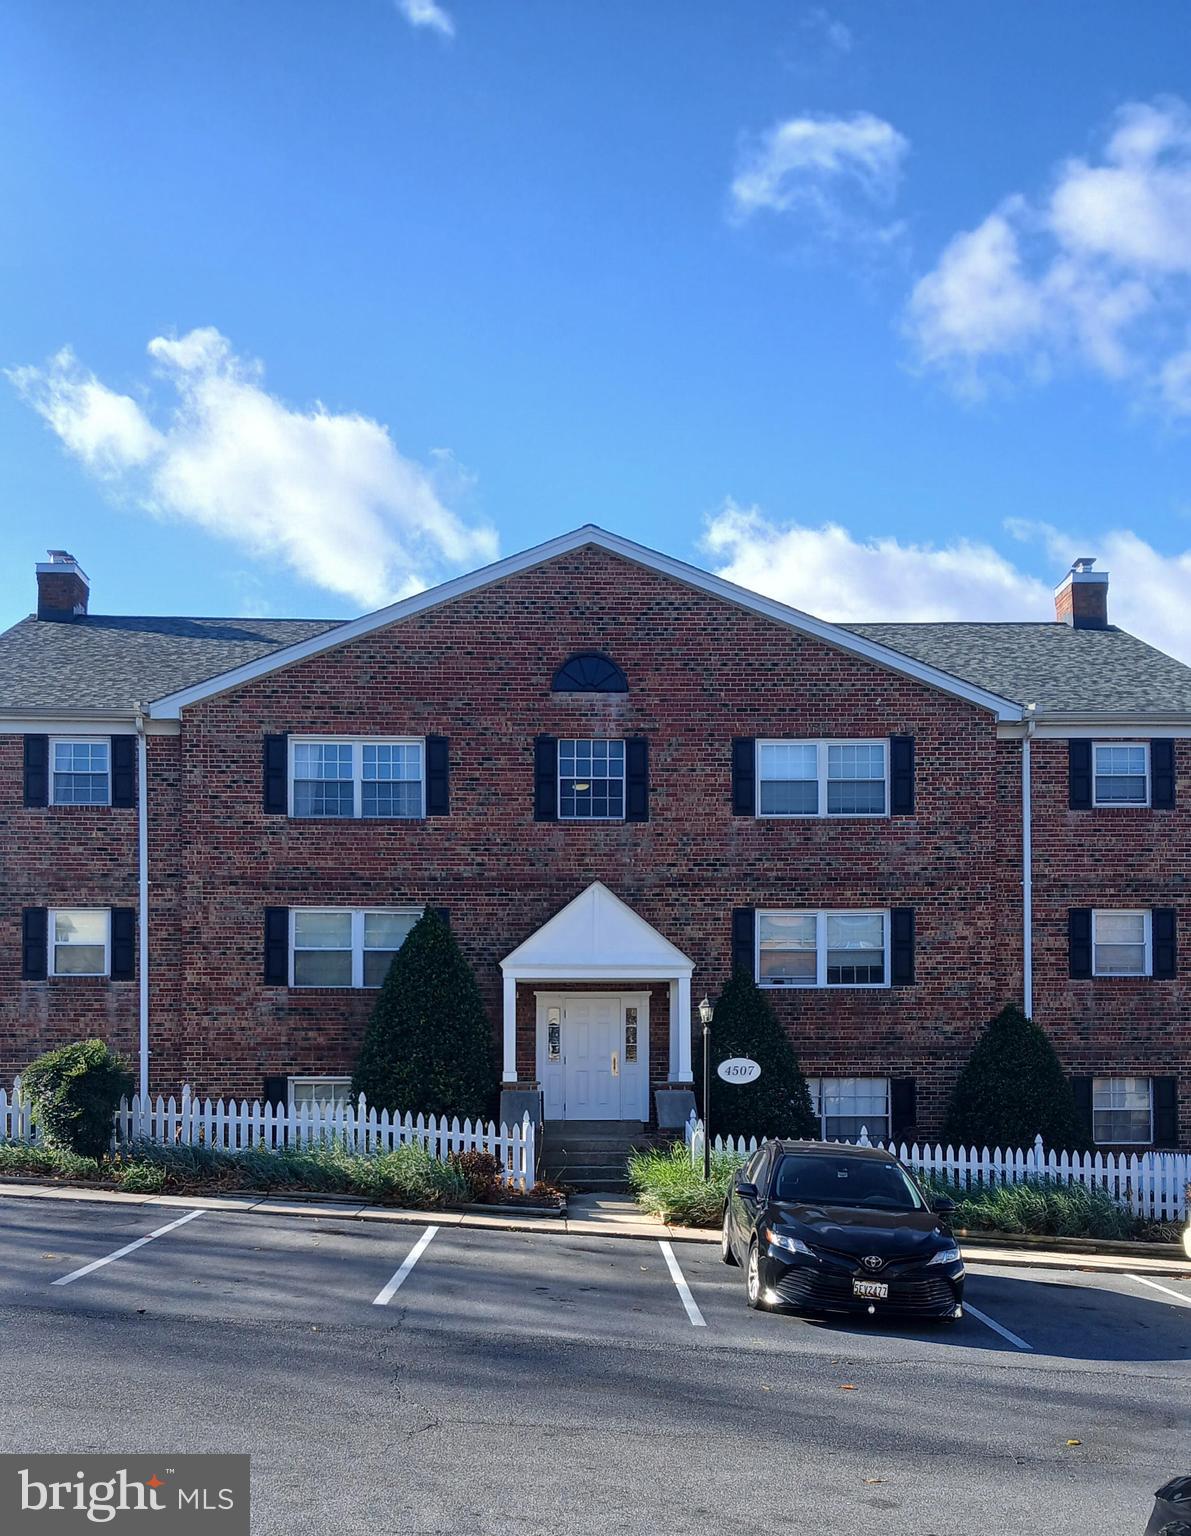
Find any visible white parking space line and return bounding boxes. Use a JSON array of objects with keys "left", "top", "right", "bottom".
[
  {"left": 1129, "top": 1274, "right": 1191, "bottom": 1308},
  {"left": 372, "top": 1226, "right": 439, "bottom": 1306},
  {"left": 51, "top": 1209, "right": 206, "bottom": 1287},
  {"left": 964, "top": 1300, "right": 1032, "bottom": 1351},
  {"left": 658, "top": 1240, "right": 706, "bottom": 1327}
]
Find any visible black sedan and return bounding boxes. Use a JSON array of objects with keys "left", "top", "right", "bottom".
[{"left": 721, "top": 1140, "right": 964, "bottom": 1320}]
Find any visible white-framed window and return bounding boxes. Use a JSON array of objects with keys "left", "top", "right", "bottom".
[
  {"left": 1092, "top": 1077, "right": 1153, "bottom": 1145},
  {"left": 289, "top": 737, "right": 424, "bottom": 820},
  {"left": 808, "top": 1076, "right": 891, "bottom": 1141},
  {"left": 558, "top": 738, "right": 625, "bottom": 821},
  {"left": 1092, "top": 743, "right": 1149, "bottom": 807},
  {"left": 288, "top": 1076, "right": 352, "bottom": 1112},
  {"left": 1092, "top": 910, "right": 1151, "bottom": 977},
  {"left": 289, "top": 907, "right": 422, "bottom": 988},
  {"left": 49, "top": 738, "right": 110, "bottom": 805},
  {"left": 757, "top": 910, "right": 889, "bottom": 988},
  {"left": 48, "top": 908, "right": 110, "bottom": 977},
  {"left": 756, "top": 739, "right": 888, "bottom": 818}
]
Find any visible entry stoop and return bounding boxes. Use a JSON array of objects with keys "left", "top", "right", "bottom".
[{"left": 539, "top": 1120, "right": 653, "bottom": 1192}]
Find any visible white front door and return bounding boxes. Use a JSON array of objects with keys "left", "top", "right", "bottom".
[
  {"left": 537, "top": 992, "right": 650, "bottom": 1121},
  {"left": 562, "top": 994, "right": 621, "bottom": 1119}
]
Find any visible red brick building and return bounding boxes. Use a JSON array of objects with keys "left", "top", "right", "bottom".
[{"left": 2, "top": 531, "right": 1188, "bottom": 1150}]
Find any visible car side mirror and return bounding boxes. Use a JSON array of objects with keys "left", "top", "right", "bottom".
[
  {"left": 734, "top": 1178, "right": 758, "bottom": 1200},
  {"left": 932, "top": 1197, "right": 955, "bottom": 1215}
]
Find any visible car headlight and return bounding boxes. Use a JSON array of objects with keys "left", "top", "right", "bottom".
[
  {"left": 764, "top": 1227, "right": 814, "bottom": 1256},
  {"left": 927, "top": 1244, "right": 962, "bottom": 1266}
]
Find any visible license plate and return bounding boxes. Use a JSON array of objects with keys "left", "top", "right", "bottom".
[{"left": 852, "top": 1279, "right": 889, "bottom": 1300}]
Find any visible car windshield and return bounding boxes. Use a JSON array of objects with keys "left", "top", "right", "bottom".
[{"left": 771, "top": 1154, "right": 926, "bottom": 1211}]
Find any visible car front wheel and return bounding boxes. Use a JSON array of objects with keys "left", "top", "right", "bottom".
[
  {"left": 721, "top": 1207, "right": 737, "bottom": 1266},
  {"left": 746, "top": 1238, "right": 765, "bottom": 1309}
]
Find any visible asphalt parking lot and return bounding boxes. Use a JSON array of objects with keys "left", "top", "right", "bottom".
[{"left": 0, "top": 1194, "right": 1188, "bottom": 1535}]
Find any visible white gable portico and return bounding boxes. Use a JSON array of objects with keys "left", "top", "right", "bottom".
[{"left": 499, "top": 883, "right": 695, "bottom": 1119}]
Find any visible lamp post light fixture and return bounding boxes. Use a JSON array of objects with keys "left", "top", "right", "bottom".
[{"left": 698, "top": 994, "right": 714, "bottom": 1181}]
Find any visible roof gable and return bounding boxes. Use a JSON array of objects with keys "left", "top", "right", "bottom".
[
  {"left": 500, "top": 881, "right": 694, "bottom": 976},
  {"left": 146, "top": 526, "right": 1024, "bottom": 721}
]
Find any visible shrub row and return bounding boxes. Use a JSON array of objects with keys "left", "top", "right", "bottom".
[
  {"left": 0, "top": 1138, "right": 546, "bottom": 1209},
  {"left": 628, "top": 1141, "right": 1169, "bottom": 1242}
]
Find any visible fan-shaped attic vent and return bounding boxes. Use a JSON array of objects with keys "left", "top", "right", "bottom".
[{"left": 551, "top": 652, "right": 628, "bottom": 693}]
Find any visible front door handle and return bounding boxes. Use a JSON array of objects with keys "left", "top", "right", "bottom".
[{"left": 611, "top": 1050, "right": 619, "bottom": 1077}]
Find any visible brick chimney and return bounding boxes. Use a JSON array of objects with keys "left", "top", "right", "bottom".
[
  {"left": 36, "top": 550, "right": 90, "bottom": 622},
  {"left": 1054, "top": 556, "right": 1108, "bottom": 630}
]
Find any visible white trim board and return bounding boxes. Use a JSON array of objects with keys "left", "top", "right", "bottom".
[{"left": 147, "top": 526, "right": 1025, "bottom": 721}]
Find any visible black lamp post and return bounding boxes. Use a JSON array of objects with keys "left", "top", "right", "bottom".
[{"left": 698, "top": 994, "right": 714, "bottom": 1181}]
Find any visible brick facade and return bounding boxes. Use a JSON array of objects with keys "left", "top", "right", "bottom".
[{"left": 1, "top": 544, "right": 1186, "bottom": 1145}]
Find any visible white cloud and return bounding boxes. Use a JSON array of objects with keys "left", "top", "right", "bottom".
[
  {"left": 394, "top": 0, "right": 454, "bottom": 39},
  {"left": 704, "top": 500, "right": 1191, "bottom": 663},
  {"left": 802, "top": 8, "right": 853, "bottom": 55},
  {"left": 10, "top": 329, "right": 498, "bottom": 609},
  {"left": 704, "top": 500, "right": 1050, "bottom": 622},
  {"left": 906, "top": 97, "right": 1191, "bottom": 407},
  {"left": 730, "top": 112, "right": 909, "bottom": 239}
]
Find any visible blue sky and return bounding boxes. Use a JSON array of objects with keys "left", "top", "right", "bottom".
[{"left": 2, "top": 1, "right": 1191, "bottom": 658}]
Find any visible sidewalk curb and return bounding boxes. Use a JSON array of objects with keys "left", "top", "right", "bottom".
[{"left": 1, "top": 1179, "right": 1189, "bottom": 1273}]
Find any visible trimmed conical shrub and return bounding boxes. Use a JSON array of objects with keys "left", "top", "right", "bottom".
[
  {"left": 693, "top": 970, "right": 818, "bottom": 1141},
  {"left": 943, "top": 1003, "right": 1087, "bottom": 1150},
  {"left": 352, "top": 910, "right": 497, "bottom": 1120}
]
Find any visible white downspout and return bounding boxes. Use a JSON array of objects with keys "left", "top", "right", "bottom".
[
  {"left": 134, "top": 705, "right": 150, "bottom": 1100},
  {"left": 1022, "top": 705, "right": 1036, "bottom": 1019}
]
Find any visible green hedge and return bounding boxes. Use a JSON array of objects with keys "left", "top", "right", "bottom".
[
  {"left": 926, "top": 1174, "right": 1141, "bottom": 1241},
  {"left": 20, "top": 1039, "right": 134, "bottom": 1159}
]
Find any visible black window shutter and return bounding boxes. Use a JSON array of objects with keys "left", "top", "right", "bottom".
[
  {"left": 263, "top": 734, "right": 288, "bottom": 815},
  {"left": 23, "top": 735, "right": 48, "bottom": 808},
  {"left": 264, "top": 907, "right": 289, "bottom": 985},
  {"left": 1151, "top": 739, "right": 1175, "bottom": 810},
  {"left": 1153, "top": 908, "right": 1177, "bottom": 979},
  {"left": 731, "top": 738, "right": 755, "bottom": 816},
  {"left": 890, "top": 1078, "right": 917, "bottom": 1141},
  {"left": 433, "top": 906, "right": 450, "bottom": 928},
  {"left": 1068, "top": 740, "right": 1092, "bottom": 810},
  {"left": 1068, "top": 909, "right": 1093, "bottom": 978},
  {"left": 110, "top": 907, "right": 136, "bottom": 980},
  {"left": 1153, "top": 1076, "right": 1179, "bottom": 1147},
  {"left": 890, "top": 908, "right": 915, "bottom": 986},
  {"left": 1070, "top": 1076, "right": 1094, "bottom": 1142},
  {"left": 111, "top": 736, "right": 135, "bottom": 808},
  {"left": 425, "top": 735, "right": 450, "bottom": 816},
  {"left": 731, "top": 908, "right": 755, "bottom": 977},
  {"left": 262, "top": 1076, "right": 289, "bottom": 1110},
  {"left": 21, "top": 907, "right": 47, "bottom": 980},
  {"left": 624, "top": 737, "right": 649, "bottom": 823},
  {"left": 533, "top": 736, "right": 558, "bottom": 821},
  {"left": 889, "top": 735, "right": 915, "bottom": 816}
]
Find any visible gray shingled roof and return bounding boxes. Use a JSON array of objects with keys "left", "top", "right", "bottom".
[
  {"left": 845, "top": 622, "right": 1191, "bottom": 714},
  {"left": 1, "top": 604, "right": 1189, "bottom": 717},
  {"left": 0, "top": 614, "right": 343, "bottom": 713}
]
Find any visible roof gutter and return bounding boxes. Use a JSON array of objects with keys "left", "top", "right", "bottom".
[{"left": 134, "top": 704, "right": 150, "bottom": 1100}]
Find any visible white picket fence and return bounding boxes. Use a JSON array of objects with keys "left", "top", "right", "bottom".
[
  {"left": 0, "top": 1081, "right": 535, "bottom": 1192},
  {"left": 685, "top": 1115, "right": 1191, "bottom": 1222}
]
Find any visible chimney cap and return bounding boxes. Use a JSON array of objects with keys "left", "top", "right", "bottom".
[
  {"left": 35, "top": 549, "right": 89, "bottom": 581},
  {"left": 1071, "top": 556, "right": 1098, "bottom": 573}
]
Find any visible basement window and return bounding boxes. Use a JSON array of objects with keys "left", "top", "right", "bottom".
[
  {"left": 288, "top": 1077, "right": 352, "bottom": 1113},
  {"left": 807, "top": 1077, "right": 890, "bottom": 1142},
  {"left": 1092, "top": 1077, "right": 1153, "bottom": 1145}
]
